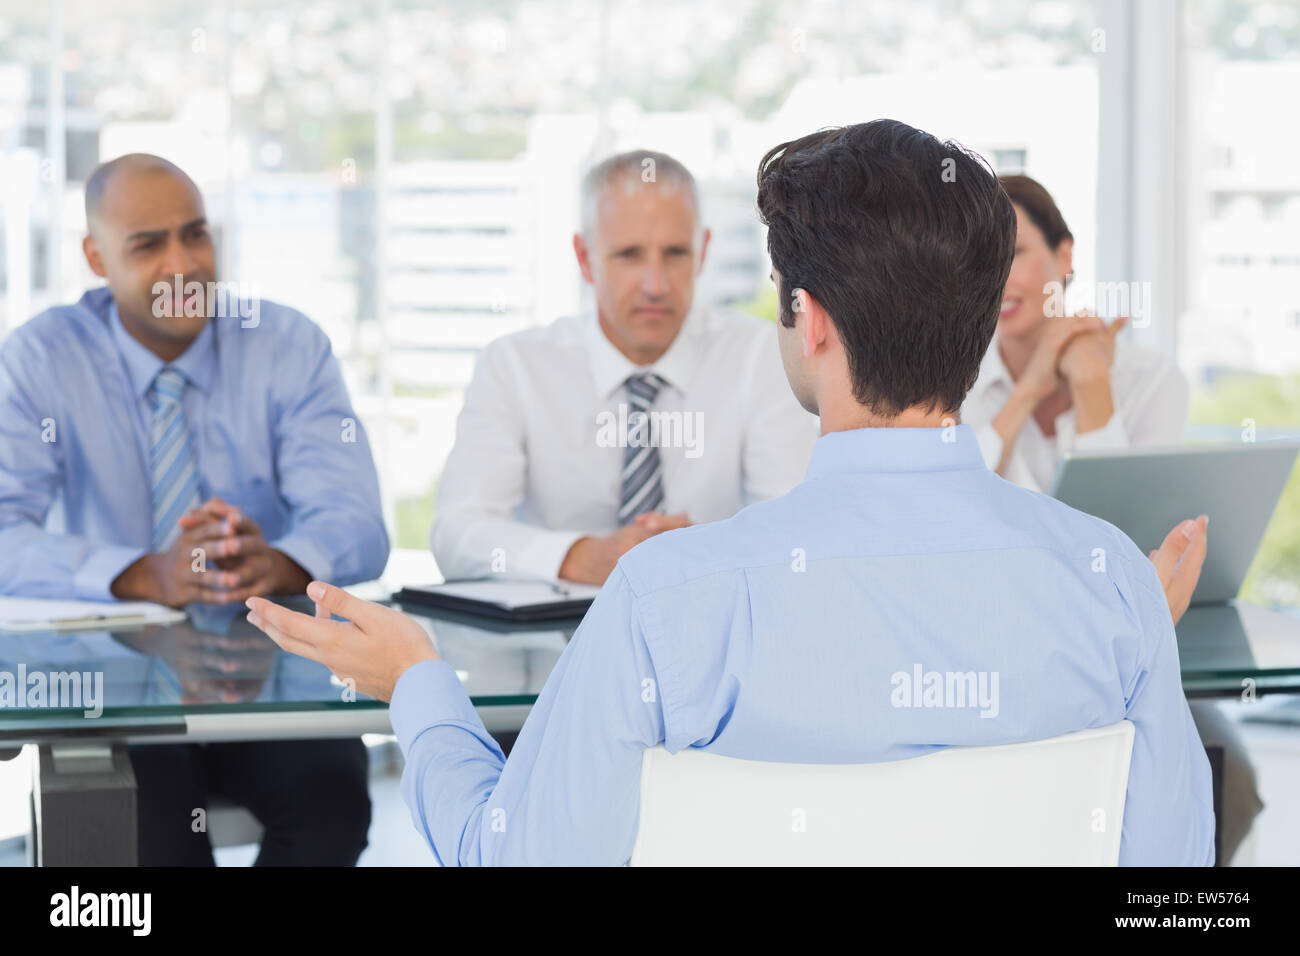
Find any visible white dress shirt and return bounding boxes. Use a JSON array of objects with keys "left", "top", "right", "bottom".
[
  {"left": 431, "top": 306, "right": 819, "bottom": 580},
  {"left": 961, "top": 337, "right": 1189, "bottom": 493}
]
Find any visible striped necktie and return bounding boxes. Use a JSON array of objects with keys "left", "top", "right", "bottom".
[
  {"left": 149, "top": 367, "right": 202, "bottom": 552},
  {"left": 618, "top": 372, "right": 669, "bottom": 522}
]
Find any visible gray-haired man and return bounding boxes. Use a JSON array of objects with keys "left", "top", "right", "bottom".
[{"left": 431, "top": 150, "right": 818, "bottom": 585}]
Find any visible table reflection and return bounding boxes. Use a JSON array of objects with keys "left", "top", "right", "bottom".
[{"left": 0, "top": 598, "right": 584, "bottom": 722}]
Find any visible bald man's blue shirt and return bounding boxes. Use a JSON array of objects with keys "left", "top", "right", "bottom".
[
  {"left": 389, "top": 425, "right": 1214, "bottom": 866},
  {"left": 0, "top": 286, "right": 388, "bottom": 598}
]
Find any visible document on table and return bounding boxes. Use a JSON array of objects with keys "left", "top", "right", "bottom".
[
  {"left": 395, "top": 578, "right": 603, "bottom": 621},
  {"left": 0, "top": 596, "right": 187, "bottom": 633}
]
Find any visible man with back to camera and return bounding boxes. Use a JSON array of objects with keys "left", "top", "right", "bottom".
[
  {"left": 0, "top": 154, "right": 389, "bottom": 864},
  {"left": 248, "top": 120, "right": 1214, "bottom": 865},
  {"left": 431, "top": 149, "right": 818, "bottom": 585}
]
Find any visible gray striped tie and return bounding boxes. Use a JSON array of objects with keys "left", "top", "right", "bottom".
[
  {"left": 149, "top": 367, "right": 203, "bottom": 551},
  {"left": 618, "top": 372, "right": 669, "bottom": 522}
]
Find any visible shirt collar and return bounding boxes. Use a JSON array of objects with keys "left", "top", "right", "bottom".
[
  {"left": 108, "top": 299, "right": 217, "bottom": 399},
  {"left": 805, "top": 425, "right": 987, "bottom": 479},
  {"left": 584, "top": 305, "right": 706, "bottom": 400},
  {"left": 976, "top": 335, "right": 1014, "bottom": 390}
]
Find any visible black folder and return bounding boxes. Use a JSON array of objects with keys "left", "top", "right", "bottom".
[{"left": 394, "top": 579, "right": 598, "bottom": 622}]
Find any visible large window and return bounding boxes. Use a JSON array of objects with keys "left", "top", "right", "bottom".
[
  {"left": 4, "top": 0, "right": 1108, "bottom": 574},
  {"left": 1181, "top": 0, "right": 1300, "bottom": 606}
]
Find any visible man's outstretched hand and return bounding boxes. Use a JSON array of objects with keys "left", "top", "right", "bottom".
[
  {"left": 1149, "top": 515, "right": 1209, "bottom": 626},
  {"left": 246, "top": 582, "right": 439, "bottom": 702}
]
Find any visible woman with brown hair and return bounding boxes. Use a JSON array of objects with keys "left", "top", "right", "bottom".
[{"left": 962, "top": 174, "right": 1187, "bottom": 492}]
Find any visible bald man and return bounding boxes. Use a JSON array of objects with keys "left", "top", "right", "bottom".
[{"left": 0, "top": 154, "right": 387, "bottom": 864}]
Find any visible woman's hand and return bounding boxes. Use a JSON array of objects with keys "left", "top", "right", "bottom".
[
  {"left": 1019, "top": 312, "right": 1106, "bottom": 401},
  {"left": 1058, "top": 315, "right": 1127, "bottom": 386}
]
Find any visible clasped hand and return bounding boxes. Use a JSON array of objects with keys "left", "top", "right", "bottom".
[{"left": 112, "top": 496, "right": 309, "bottom": 607}]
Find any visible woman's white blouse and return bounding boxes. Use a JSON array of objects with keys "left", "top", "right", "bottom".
[{"left": 961, "top": 337, "right": 1190, "bottom": 493}]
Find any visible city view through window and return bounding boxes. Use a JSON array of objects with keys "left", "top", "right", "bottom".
[{"left": 2, "top": 0, "right": 1297, "bottom": 599}]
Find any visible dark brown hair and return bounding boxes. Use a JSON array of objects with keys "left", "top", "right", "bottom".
[
  {"left": 757, "top": 120, "right": 1017, "bottom": 418},
  {"left": 998, "top": 174, "right": 1073, "bottom": 250}
]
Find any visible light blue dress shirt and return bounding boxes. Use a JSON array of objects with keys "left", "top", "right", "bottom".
[
  {"left": 389, "top": 425, "right": 1214, "bottom": 866},
  {"left": 0, "top": 286, "right": 388, "bottom": 599}
]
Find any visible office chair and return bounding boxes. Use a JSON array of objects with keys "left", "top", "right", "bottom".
[{"left": 629, "top": 721, "right": 1135, "bottom": 866}]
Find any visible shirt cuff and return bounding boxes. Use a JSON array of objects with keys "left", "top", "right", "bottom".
[
  {"left": 1072, "top": 413, "right": 1129, "bottom": 452},
  {"left": 270, "top": 533, "right": 333, "bottom": 583},
  {"left": 516, "top": 529, "right": 586, "bottom": 581},
  {"left": 76, "top": 544, "right": 148, "bottom": 601},
  {"left": 389, "top": 658, "right": 485, "bottom": 755}
]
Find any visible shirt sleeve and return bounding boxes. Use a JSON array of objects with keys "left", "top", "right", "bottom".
[
  {"left": 1120, "top": 357, "right": 1190, "bottom": 446},
  {"left": 1071, "top": 411, "right": 1130, "bottom": 453},
  {"left": 389, "top": 565, "right": 665, "bottom": 865},
  {"left": 1071, "top": 354, "right": 1189, "bottom": 453},
  {"left": 0, "top": 333, "right": 145, "bottom": 599},
  {"left": 431, "top": 340, "right": 585, "bottom": 581},
  {"left": 740, "top": 327, "right": 819, "bottom": 504},
  {"left": 265, "top": 316, "right": 389, "bottom": 586},
  {"left": 1112, "top": 536, "right": 1216, "bottom": 865}
]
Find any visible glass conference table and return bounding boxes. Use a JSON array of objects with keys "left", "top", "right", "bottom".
[
  {"left": 0, "top": 595, "right": 577, "bottom": 865},
  {"left": 1, "top": 593, "right": 1299, "bottom": 865}
]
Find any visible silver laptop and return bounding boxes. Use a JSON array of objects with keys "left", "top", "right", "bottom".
[{"left": 1049, "top": 441, "right": 1300, "bottom": 606}]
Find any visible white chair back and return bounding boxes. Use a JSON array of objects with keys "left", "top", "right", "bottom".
[{"left": 629, "top": 721, "right": 1135, "bottom": 866}]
